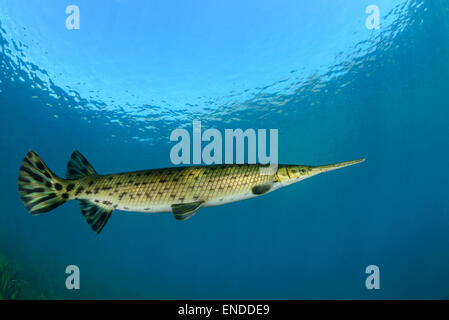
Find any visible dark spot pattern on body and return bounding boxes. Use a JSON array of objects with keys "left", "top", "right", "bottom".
[
  {"left": 118, "top": 192, "right": 127, "bottom": 200},
  {"left": 75, "top": 186, "right": 84, "bottom": 196},
  {"left": 66, "top": 184, "right": 75, "bottom": 192},
  {"left": 54, "top": 183, "right": 63, "bottom": 191}
]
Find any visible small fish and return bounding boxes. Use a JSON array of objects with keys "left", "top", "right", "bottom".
[{"left": 18, "top": 150, "right": 365, "bottom": 234}]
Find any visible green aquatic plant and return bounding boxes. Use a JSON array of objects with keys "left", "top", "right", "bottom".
[
  {"left": 0, "top": 253, "right": 61, "bottom": 300},
  {"left": 0, "top": 255, "right": 25, "bottom": 300}
]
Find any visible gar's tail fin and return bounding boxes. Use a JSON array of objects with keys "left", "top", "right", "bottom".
[{"left": 18, "top": 150, "right": 68, "bottom": 215}]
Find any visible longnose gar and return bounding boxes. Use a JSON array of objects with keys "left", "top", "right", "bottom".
[{"left": 18, "top": 150, "right": 365, "bottom": 234}]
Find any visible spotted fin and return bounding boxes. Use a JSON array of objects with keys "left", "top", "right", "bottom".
[
  {"left": 171, "top": 201, "right": 203, "bottom": 221},
  {"left": 18, "top": 150, "right": 68, "bottom": 215},
  {"left": 251, "top": 182, "right": 274, "bottom": 195},
  {"left": 79, "top": 200, "right": 113, "bottom": 234},
  {"left": 67, "top": 150, "right": 97, "bottom": 180}
]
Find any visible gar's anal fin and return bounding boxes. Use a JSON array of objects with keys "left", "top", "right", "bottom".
[{"left": 80, "top": 200, "right": 113, "bottom": 234}]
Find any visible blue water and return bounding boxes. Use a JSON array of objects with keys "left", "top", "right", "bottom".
[{"left": 1, "top": 0, "right": 449, "bottom": 299}]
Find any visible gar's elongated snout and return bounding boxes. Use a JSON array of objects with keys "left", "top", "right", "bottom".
[
  {"left": 309, "top": 158, "right": 366, "bottom": 175},
  {"left": 275, "top": 158, "right": 365, "bottom": 185}
]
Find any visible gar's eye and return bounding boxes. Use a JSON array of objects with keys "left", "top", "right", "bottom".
[{"left": 300, "top": 169, "right": 307, "bottom": 174}]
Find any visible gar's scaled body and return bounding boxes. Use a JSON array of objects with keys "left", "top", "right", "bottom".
[{"left": 18, "top": 150, "right": 365, "bottom": 234}]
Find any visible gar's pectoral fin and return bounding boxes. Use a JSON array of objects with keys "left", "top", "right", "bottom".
[
  {"left": 251, "top": 182, "right": 274, "bottom": 195},
  {"left": 171, "top": 201, "right": 204, "bottom": 221}
]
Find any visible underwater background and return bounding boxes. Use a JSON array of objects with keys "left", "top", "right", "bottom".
[{"left": 0, "top": 0, "right": 449, "bottom": 299}]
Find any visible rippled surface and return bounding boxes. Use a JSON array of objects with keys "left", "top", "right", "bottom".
[
  {"left": 1, "top": 0, "right": 412, "bottom": 143},
  {"left": 1, "top": 0, "right": 449, "bottom": 299}
]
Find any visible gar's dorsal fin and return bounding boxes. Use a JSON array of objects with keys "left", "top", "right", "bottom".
[
  {"left": 67, "top": 150, "right": 97, "bottom": 179},
  {"left": 171, "top": 201, "right": 203, "bottom": 221}
]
